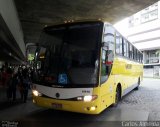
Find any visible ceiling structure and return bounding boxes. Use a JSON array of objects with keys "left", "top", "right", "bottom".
[
  {"left": 14, "top": 0, "right": 158, "bottom": 45},
  {"left": 0, "top": 14, "right": 25, "bottom": 63}
]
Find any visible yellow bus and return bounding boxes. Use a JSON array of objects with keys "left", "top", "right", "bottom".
[{"left": 32, "top": 20, "right": 143, "bottom": 114}]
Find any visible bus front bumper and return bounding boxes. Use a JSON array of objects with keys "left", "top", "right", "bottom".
[{"left": 32, "top": 95, "right": 101, "bottom": 114}]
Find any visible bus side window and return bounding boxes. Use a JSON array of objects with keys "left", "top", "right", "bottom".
[
  {"left": 129, "top": 44, "right": 133, "bottom": 59},
  {"left": 138, "top": 51, "right": 140, "bottom": 62},
  {"left": 116, "top": 32, "right": 123, "bottom": 55},
  {"left": 133, "top": 46, "right": 135, "bottom": 60},
  {"left": 122, "top": 39, "right": 129, "bottom": 58},
  {"left": 123, "top": 39, "right": 127, "bottom": 57},
  {"left": 141, "top": 54, "right": 143, "bottom": 63}
]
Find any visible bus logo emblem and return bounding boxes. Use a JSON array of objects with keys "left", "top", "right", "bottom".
[{"left": 55, "top": 93, "right": 60, "bottom": 98}]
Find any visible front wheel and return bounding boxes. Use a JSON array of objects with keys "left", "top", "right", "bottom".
[{"left": 113, "top": 87, "right": 121, "bottom": 107}]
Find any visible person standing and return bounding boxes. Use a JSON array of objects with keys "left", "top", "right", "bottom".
[
  {"left": 11, "top": 73, "right": 19, "bottom": 101},
  {"left": 2, "top": 67, "right": 7, "bottom": 87},
  {"left": 6, "top": 73, "right": 12, "bottom": 100},
  {"left": 21, "top": 69, "right": 30, "bottom": 103}
]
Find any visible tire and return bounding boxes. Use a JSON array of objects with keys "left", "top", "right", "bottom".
[
  {"left": 113, "top": 86, "right": 121, "bottom": 107},
  {"left": 135, "top": 78, "right": 140, "bottom": 90}
]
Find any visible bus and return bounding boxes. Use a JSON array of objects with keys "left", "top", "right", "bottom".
[{"left": 32, "top": 20, "right": 143, "bottom": 114}]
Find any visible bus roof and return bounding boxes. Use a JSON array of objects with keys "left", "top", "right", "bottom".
[{"left": 43, "top": 19, "right": 107, "bottom": 30}]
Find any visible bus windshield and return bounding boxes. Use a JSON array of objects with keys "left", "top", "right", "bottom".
[{"left": 33, "top": 22, "right": 102, "bottom": 88}]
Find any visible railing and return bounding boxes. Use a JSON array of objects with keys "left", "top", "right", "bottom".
[{"left": 145, "top": 57, "right": 159, "bottom": 64}]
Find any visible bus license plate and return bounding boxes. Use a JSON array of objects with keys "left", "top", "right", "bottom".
[{"left": 52, "top": 103, "right": 62, "bottom": 109}]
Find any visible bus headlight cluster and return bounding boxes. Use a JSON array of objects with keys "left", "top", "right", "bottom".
[
  {"left": 84, "top": 95, "right": 93, "bottom": 102},
  {"left": 32, "top": 90, "right": 42, "bottom": 97},
  {"left": 77, "top": 95, "right": 98, "bottom": 102}
]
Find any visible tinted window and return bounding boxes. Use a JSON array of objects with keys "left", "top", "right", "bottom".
[
  {"left": 116, "top": 32, "right": 123, "bottom": 55},
  {"left": 129, "top": 44, "right": 133, "bottom": 59},
  {"left": 123, "top": 39, "right": 129, "bottom": 57}
]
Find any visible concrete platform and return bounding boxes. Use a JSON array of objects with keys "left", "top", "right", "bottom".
[{"left": 1, "top": 78, "right": 160, "bottom": 127}]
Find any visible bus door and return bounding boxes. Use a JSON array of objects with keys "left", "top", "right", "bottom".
[{"left": 99, "top": 24, "right": 115, "bottom": 109}]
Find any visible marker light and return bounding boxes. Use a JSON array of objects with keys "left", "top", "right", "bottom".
[{"left": 90, "top": 106, "right": 96, "bottom": 111}]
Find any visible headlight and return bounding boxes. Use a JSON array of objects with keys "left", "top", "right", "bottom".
[
  {"left": 32, "top": 90, "right": 41, "bottom": 97},
  {"left": 76, "top": 95, "right": 98, "bottom": 102},
  {"left": 84, "top": 95, "right": 93, "bottom": 102}
]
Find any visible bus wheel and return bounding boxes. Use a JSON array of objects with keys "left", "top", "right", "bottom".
[
  {"left": 113, "top": 86, "right": 121, "bottom": 107},
  {"left": 135, "top": 78, "right": 140, "bottom": 90}
]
